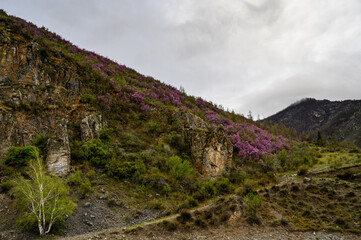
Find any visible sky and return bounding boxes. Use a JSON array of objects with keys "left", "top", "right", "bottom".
[{"left": 2, "top": 0, "right": 361, "bottom": 118}]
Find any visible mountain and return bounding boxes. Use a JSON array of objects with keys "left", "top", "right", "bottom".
[{"left": 265, "top": 98, "right": 361, "bottom": 146}]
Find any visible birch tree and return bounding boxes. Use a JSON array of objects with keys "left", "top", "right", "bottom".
[{"left": 13, "top": 149, "right": 75, "bottom": 236}]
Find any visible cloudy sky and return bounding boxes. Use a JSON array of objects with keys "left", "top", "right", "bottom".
[{"left": 2, "top": 0, "right": 361, "bottom": 118}]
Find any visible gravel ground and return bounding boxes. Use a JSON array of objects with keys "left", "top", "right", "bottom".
[{"left": 63, "top": 225, "right": 360, "bottom": 240}]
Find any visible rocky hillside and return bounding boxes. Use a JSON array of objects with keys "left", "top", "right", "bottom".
[
  {"left": 0, "top": 9, "right": 294, "bottom": 239},
  {"left": 0, "top": 9, "right": 290, "bottom": 176},
  {"left": 265, "top": 98, "right": 361, "bottom": 147}
]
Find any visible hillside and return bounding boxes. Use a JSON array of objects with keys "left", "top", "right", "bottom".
[
  {"left": 0, "top": 10, "right": 360, "bottom": 240},
  {"left": 265, "top": 98, "right": 361, "bottom": 147}
]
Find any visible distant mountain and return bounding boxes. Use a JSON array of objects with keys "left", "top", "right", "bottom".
[{"left": 265, "top": 98, "right": 361, "bottom": 147}]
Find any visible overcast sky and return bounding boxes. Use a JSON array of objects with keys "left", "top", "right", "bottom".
[{"left": 2, "top": 0, "right": 361, "bottom": 118}]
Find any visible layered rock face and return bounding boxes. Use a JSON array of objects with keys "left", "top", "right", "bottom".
[
  {"left": 174, "top": 110, "right": 233, "bottom": 178},
  {"left": 0, "top": 27, "right": 104, "bottom": 175}
]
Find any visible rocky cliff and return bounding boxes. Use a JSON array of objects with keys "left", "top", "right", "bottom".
[
  {"left": 265, "top": 98, "right": 361, "bottom": 146},
  {"left": 0, "top": 22, "right": 105, "bottom": 175},
  {"left": 174, "top": 110, "right": 232, "bottom": 178}
]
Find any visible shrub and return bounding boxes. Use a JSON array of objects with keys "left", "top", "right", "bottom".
[
  {"left": 179, "top": 196, "right": 198, "bottom": 210},
  {"left": 297, "top": 166, "right": 309, "bottom": 176},
  {"left": 193, "top": 180, "right": 216, "bottom": 201},
  {"left": 67, "top": 170, "right": 83, "bottom": 186},
  {"left": 229, "top": 170, "right": 248, "bottom": 184},
  {"left": 146, "top": 121, "right": 162, "bottom": 137},
  {"left": 119, "top": 132, "right": 145, "bottom": 151},
  {"left": 177, "top": 209, "right": 193, "bottom": 223},
  {"left": 215, "top": 177, "right": 232, "bottom": 195},
  {"left": 349, "top": 146, "right": 360, "bottom": 153},
  {"left": 70, "top": 140, "right": 86, "bottom": 163},
  {"left": 0, "top": 181, "right": 12, "bottom": 193},
  {"left": 67, "top": 170, "right": 92, "bottom": 197},
  {"left": 4, "top": 146, "right": 37, "bottom": 166},
  {"left": 99, "top": 127, "right": 113, "bottom": 142},
  {"left": 79, "top": 178, "right": 92, "bottom": 197},
  {"left": 166, "top": 133, "right": 187, "bottom": 154},
  {"left": 167, "top": 155, "right": 194, "bottom": 180},
  {"left": 30, "top": 134, "right": 47, "bottom": 156},
  {"left": 144, "top": 172, "right": 169, "bottom": 192},
  {"left": 107, "top": 160, "right": 146, "bottom": 180},
  {"left": 80, "top": 93, "right": 95, "bottom": 104},
  {"left": 244, "top": 192, "right": 262, "bottom": 221},
  {"left": 83, "top": 139, "right": 110, "bottom": 166},
  {"left": 149, "top": 199, "right": 165, "bottom": 210}
]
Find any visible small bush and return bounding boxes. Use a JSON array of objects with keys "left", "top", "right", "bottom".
[
  {"left": 166, "top": 133, "right": 187, "bottom": 154},
  {"left": 107, "top": 160, "right": 146, "bottom": 180},
  {"left": 193, "top": 180, "right": 216, "bottom": 201},
  {"left": 67, "top": 170, "right": 92, "bottom": 197},
  {"left": 146, "top": 121, "right": 162, "bottom": 137},
  {"left": 177, "top": 210, "right": 193, "bottom": 223},
  {"left": 30, "top": 134, "right": 47, "bottom": 156},
  {"left": 119, "top": 132, "right": 145, "bottom": 151},
  {"left": 4, "top": 146, "right": 37, "bottom": 166},
  {"left": 297, "top": 166, "right": 309, "bottom": 176},
  {"left": 349, "top": 146, "right": 360, "bottom": 153},
  {"left": 67, "top": 170, "right": 83, "bottom": 186},
  {"left": 144, "top": 172, "right": 170, "bottom": 193},
  {"left": 83, "top": 139, "right": 110, "bottom": 166},
  {"left": 337, "top": 170, "right": 355, "bottom": 180},
  {"left": 99, "top": 127, "right": 113, "bottom": 142},
  {"left": 179, "top": 196, "right": 198, "bottom": 210},
  {"left": 163, "top": 220, "right": 177, "bottom": 231},
  {"left": 194, "top": 218, "right": 206, "bottom": 228},
  {"left": 70, "top": 141, "right": 86, "bottom": 163},
  {"left": 167, "top": 156, "right": 194, "bottom": 180},
  {"left": 80, "top": 94, "right": 95, "bottom": 104},
  {"left": 0, "top": 181, "right": 12, "bottom": 193},
  {"left": 79, "top": 178, "right": 92, "bottom": 197},
  {"left": 244, "top": 192, "right": 262, "bottom": 219},
  {"left": 215, "top": 177, "right": 232, "bottom": 195},
  {"left": 149, "top": 199, "right": 165, "bottom": 210}
]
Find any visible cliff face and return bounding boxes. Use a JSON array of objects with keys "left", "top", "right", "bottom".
[
  {"left": 265, "top": 98, "right": 361, "bottom": 146},
  {"left": 174, "top": 110, "right": 233, "bottom": 178},
  {"left": 0, "top": 25, "right": 105, "bottom": 175}
]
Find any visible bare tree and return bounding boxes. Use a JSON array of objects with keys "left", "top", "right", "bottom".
[{"left": 13, "top": 149, "right": 75, "bottom": 236}]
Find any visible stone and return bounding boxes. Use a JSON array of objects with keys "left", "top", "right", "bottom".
[
  {"left": 84, "top": 202, "right": 91, "bottom": 207},
  {"left": 80, "top": 114, "right": 104, "bottom": 142},
  {"left": 174, "top": 110, "right": 233, "bottom": 178},
  {"left": 46, "top": 119, "right": 70, "bottom": 176},
  {"left": 85, "top": 221, "right": 93, "bottom": 227}
]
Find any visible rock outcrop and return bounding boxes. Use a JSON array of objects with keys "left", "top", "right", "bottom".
[
  {"left": 0, "top": 25, "right": 106, "bottom": 175},
  {"left": 174, "top": 110, "right": 233, "bottom": 178}
]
